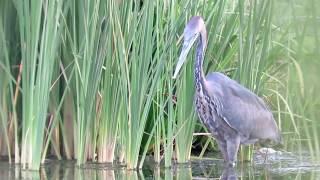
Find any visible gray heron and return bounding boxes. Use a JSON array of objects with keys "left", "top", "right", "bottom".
[{"left": 173, "top": 16, "right": 281, "bottom": 167}]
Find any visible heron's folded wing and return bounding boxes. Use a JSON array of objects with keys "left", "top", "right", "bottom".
[{"left": 205, "top": 72, "right": 274, "bottom": 137}]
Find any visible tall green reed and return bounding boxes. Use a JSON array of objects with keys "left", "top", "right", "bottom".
[
  {"left": 114, "top": 0, "right": 165, "bottom": 169},
  {"left": 0, "top": 0, "right": 21, "bottom": 164},
  {"left": 236, "top": 0, "right": 275, "bottom": 161},
  {"left": 13, "top": 0, "right": 66, "bottom": 169},
  {"left": 272, "top": 0, "right": 320, "bottom": 158},
  {"left": 66, "top": 0, "right": 108, "bottom": 165},
  {"left": 0, "top": 25, "right": 12, "bottom": 162},
  {"left": 0, "top": 1, "right": 11, "bottom": 162},
  {"left": 174, "top": 57, "right": 197, "bottom": 163},
  {"left": 96, "top": 14, "right": 123, "bottom": 162},
  {"left": 108, "top": 0, "right": 186, "bottom": 168}
]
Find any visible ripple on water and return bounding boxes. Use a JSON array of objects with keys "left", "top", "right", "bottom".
[{"left": 0, "top": 151, "right": 320, "bottom": 179}]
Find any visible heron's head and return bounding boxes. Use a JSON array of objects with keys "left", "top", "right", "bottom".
[
  {"left": 173, "top": 16, "right": 207, "bottom": 79},
  {"left": 259, "top": 131, "right": 283, "bottom": 149}
]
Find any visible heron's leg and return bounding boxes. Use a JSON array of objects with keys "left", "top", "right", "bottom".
[
  {"left": 216, "top": 140, "right": 228, "bottom": 163},
  {"left": 226, "top": 136, "right": 240, "bottom": 167},
  {"left": 221, "top": 166, "right": 237, "bottom": 180}
]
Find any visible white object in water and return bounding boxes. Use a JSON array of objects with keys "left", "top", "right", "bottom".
[{"left": 258, "top": 147, "right": 281, "bottom": 155}]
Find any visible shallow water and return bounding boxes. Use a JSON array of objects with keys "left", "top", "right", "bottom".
[{"left": 1, "top": 151, "right": 320, "bottom": 180}]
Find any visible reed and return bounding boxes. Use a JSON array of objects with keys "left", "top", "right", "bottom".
[
  {"left": 96, "top": 14, "right": 123, "bottom": 162},
  {"left": 0, "top": 0, "right": 22, "bottom": 165},
  {"left": 115, "top": 0, "right": 165, "bottom": 169},
  {"left": 272, "top": 0, "right": 320, "bottom": 157},
  {"left": 65, "top": 0, "right": 108, "bottom": 165},
  {"left": 0, "top": 24, "right": 12, "bottom": 162},
  {"left": 236, "top": 0, "right": 276, "bottom": 161},
  {"left": 12, "top": 0, "right": 66, "bottom": 170}
]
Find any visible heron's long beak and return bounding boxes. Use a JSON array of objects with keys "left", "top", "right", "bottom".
[{"left": 172, "top": 34, "right": 199, "bottom": 79}]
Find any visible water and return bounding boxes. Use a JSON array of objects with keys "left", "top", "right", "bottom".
[{"left": 1, "top": 150, "right": 320, "bottom": 180}]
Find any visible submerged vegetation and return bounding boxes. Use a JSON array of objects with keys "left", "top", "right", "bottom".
[{"left": 0, "top": 0, "right": 318, "bottom": 171}]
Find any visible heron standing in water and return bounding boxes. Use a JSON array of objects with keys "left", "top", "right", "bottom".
[{"left": 173, "top": 16, "right": 281, "bottom": 167}]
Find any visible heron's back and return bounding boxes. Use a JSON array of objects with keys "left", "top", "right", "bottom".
[{"left": 204, "top": 72, "right": 281, "bottom": 144}]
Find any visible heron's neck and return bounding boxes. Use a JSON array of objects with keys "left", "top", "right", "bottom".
[{"left": 194, "top": 38, "right": 206, "bottom": 92}]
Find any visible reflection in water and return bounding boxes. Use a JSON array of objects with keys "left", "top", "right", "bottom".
[
  {"left": 21, "top": 170, "right": 40, "bottom": 180},
  {"left": 176, "top": 165, "right": 192, "bottom": 180},
  {"left": 0, "top": 155, "right": 320, "bottom": 179},
  {"left": 153, "top": 164, "right": 192, "bottom": 180},
  {"left": 153, "top": 166, "right": 173, "bottom": 180}
]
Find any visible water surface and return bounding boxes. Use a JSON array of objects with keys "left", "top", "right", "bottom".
[{"left": 0, "top": 151, "right": 319, "bottom": 179}]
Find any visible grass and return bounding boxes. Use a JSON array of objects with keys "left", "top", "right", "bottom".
[{"left": 0, "top": 0, "right": 318, "bottom": 171}]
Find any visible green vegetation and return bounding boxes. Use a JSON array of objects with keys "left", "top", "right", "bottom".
[
  {"left": 272, "top": 0, "right": 320, "bottom": 159},
  {"left": 0, "top": 0, "right": 318, "bottom": 171}
]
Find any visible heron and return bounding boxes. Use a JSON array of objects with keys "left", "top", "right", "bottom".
[{"left": 173, "top": 16, "right": 281, "bottom": 167}]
